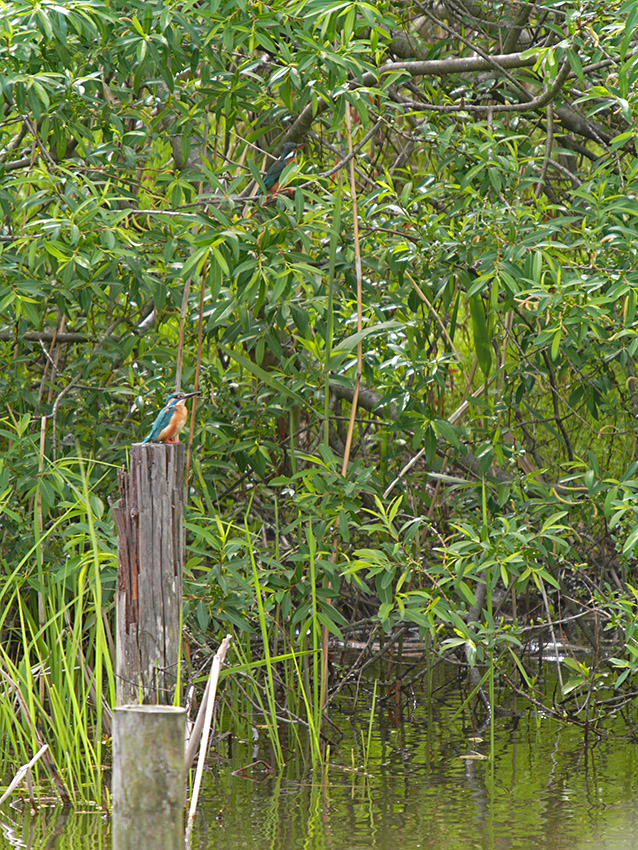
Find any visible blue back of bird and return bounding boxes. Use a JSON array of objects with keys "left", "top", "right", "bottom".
[{"left": 143, "top": 394, "right": 179, "bottom": 442}]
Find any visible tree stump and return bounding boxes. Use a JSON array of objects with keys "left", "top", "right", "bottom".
[{"left": 111, "top": 443, "right": 185, "bottom": 705}]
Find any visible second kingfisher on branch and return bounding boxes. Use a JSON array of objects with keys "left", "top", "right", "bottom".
[
  {"left": 142, "top": 391, "right": 199, "bottom": 443},
  {"left": 257, "top": 141, "right": 303, "bottom": 195}
]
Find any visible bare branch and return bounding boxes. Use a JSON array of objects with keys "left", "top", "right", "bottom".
[{"left": 389, "top": 58, "right": 570, "bottom": 114}]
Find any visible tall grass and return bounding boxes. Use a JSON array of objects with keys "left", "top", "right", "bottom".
[
  {"left": 1, "top": 441, "right": 338, "bottom": 803},
  {"left": 244, "top": 518, "right": 325, "bottom": 766},
  {"left": 0, "top": 455, "right": 116, "bottom": 805},
  {"left": 249, "top": 534, "right": 286, "bottom": 766}
]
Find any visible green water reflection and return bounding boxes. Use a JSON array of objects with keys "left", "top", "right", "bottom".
[
  {"left": 190, "top": 710, "right": 638, "bottom": 850},
  {"left": 3, "top": 689, "right": 638, "bottom": 850}
]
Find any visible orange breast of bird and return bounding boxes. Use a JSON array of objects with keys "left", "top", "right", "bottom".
[{"left": 158, "top": 402, "right": 188, "bottom": 442}]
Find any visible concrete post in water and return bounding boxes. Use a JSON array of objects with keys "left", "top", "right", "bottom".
[
  {"left": 112, "top": 705, "right": 186, "bottom": 850},
  {"left": 111, "top": 443, "right": 185, "bottom": 705}
]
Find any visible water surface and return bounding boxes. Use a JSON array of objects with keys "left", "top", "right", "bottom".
[
  {"left": 3, "top": 677, "right": 638, "bottom": 850},
  {"left": 191, "top": 700, "right": 638, "bottom": 850}
]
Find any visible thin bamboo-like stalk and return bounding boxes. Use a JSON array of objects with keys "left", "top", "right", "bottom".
[
  {"left": 175, "top": 277, "right": 192, "bottom": 393},
  {"left": 323, "top": 191, "right": 341, "bottom": 445},
  {"left": 321, "top": 110, "right": 365, "bottom": 714},
  {"left": 36, "top": 415, "right": 46, "bottom": 706},
  {"left": 186, "top": 260, "right": 208, "bottom": 488},
  {"left": 306, "top": 523, "right": 323, "bottom": 764},
  {"left": 341, "top": 106, "right": 364, "bottom": 478}
]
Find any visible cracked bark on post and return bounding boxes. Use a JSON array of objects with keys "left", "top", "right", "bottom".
[{"left": 111, "top": 443, "right": 185, "bottom": 705}]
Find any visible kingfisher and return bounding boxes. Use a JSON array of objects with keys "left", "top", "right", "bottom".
[
  {"left": 142, "top": 391, "right": 199, "bottom": 443},
  {"left": 257, "top": 142, "right": 303, "bottom": 195}
]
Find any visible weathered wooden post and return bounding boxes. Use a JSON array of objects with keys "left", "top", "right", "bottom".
[
  {"left": 112, "top": 705, "right": 186, "bottom": 850},
  {"left": 111, "top": 443, "right": 185, "bottom": 705}
]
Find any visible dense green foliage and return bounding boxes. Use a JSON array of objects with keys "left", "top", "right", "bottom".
[{"left": 3, "top": 0, "right": 638, "bottom": 800}]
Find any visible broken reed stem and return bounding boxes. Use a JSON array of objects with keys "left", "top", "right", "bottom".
[
  {"left": 0, "top": 743, "right": 49, "bottom": 807},
  {"left": 185, "top": 634, "right": 232, "bottom": 844}
]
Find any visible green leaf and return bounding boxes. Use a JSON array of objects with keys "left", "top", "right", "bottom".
[
  {"left": 468, "top": 294, "right": 492, "bottom": 379},
  {"left": 623, "top": 524, "right": 638, "bottom": 555},
  {"left": 456, "top": 580, "right": 478, "bottom": 607},
  {"left": 550, "top": 328, "right": 562, "bottom": 361},
  {"left": 334, "top": 320, "right": 403, "bottom": 352}
]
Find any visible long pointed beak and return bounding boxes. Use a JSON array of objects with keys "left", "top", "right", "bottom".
[{"left": 183, "top": 391, "right": 199, "bottom": 399}]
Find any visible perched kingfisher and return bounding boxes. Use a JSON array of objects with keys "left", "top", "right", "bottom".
[
  {"left": 142, "top": 391, "right": 199, "bottom": 443},
  {"left": 257, "top": 142, "right": 303, "bottom": 195}
]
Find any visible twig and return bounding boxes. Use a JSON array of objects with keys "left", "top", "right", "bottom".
[
  {"left": 50, "top": 319, "right": 120, "bottom": 459},
  {"left": 313, "top": 120, "right": 384, "bottom": 184},
  {"left": 547, "top": 156, "right": 582, "bottom": 187},
  {"left": 326, "top": 625, "right": 409, "bottom": 704},
  {"left": 383, "top": 446, "right": 427, "bottom": 500},
  {"left": 38, "top": 335, "right": 59, "bottom": 400},
  {"left": 415, "top": 0, "right": 531, "bottom": 100},
  {"left": 229, "top": 673, "right": 313, "bottom": 729},
  {"left": 324, "top": 624, "right": 380, "bottom": 705},
  {"left": 539, "top": 578, "right": 564, "bottom": 691},
  {"left": 503, "top": 672, "right": 588, "bottom": 727},
  {"left": 405, "top": 272, "right": 463, "bottom": 363},
  {"left": 22, "top": 115, "right": 58, "bottom": 169},
  {"left": 0, "top": 330, "right": 90, "bottom": 342}
]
